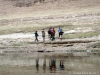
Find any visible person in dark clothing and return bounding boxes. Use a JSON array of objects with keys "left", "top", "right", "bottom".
[
  {"left": 34, "top": 31, "right": 39, "bottom": 42},
  {"left": 48, "top": 28, "right": 52, "bottom": 40},
  {"left": 59, "top": 29, "right": 64, "bottom": 40}
]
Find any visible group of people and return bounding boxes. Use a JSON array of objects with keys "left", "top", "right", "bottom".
[
  {"left": 34, "top": 27, "right": 64, "bottom": 42},
  {"left": 35, "top": 58, "right": 65, "bottom": 73}
]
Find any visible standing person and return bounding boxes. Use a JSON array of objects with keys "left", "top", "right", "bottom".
[
  {"left": 59, "top": 29, "right": 64, "bottom": 40},
  {"left": 42, "top": 29, "right": 45, "bottom": 42},
  {"left": 48, "top": 27, "right": 52, "bottom": 40},
  {"left": 36, "top": 58, "right": 39, "bottom": 73},
  {"left": 34, "top": 31, "right": 39, "bottom": 42},
  {"left": 51, "top": 28, "right": 56, "bottom": 41},
  {"left": 58, "top": 27, "right": 61, "bottom": 38}
]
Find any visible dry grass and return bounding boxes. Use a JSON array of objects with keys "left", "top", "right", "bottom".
[
  {"left": 63, "top": 31, "right": 100, "bottom": 39},
  {"left": 0, "top": 0, "right": 100, "bottom": 35}
]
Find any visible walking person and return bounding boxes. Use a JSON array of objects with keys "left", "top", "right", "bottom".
[
  {"left": 42, "top": 29, "right": 45, "bottom": 42},
  {"left": 34, "top": 31, "right": 39, "bottom": 42},
  {"left": 59, "top": 29, "right": 64, "bottom": 40}
]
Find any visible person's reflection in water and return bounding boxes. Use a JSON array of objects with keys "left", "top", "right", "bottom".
[
  {"left": 35, "top": 58, "right": 39, "bottom": 73},
  {"left": 59, "top": 60, "right": 65, "bottom": 73},
  {"left": 43, "top": 58, "right": 46, "bottom": 73}
]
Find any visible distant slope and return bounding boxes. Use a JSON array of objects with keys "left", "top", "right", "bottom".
[{"left": 0, "top": 0, "right": 100, "bottom": 19}]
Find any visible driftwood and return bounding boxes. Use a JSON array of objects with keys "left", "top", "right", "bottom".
[{"left": 37, "top": 50, "right": 54, "bottom": 53}]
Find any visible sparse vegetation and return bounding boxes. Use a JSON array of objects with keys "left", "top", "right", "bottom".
[
  {"left": 11, "top": 43, "right": 23, "bottom": 46},
  {"left": 91, "top": 42, "right": 100, "bottom": 48},
  {"left": 63, "top": 31, "right": 100, "bottom": 39}
]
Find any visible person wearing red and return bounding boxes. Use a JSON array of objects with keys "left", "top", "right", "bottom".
[{"left": 51, "top": 28, "right": 56, "bottom": 41}]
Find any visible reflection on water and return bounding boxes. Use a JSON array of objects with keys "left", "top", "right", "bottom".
[{"left": 0, "top": 52, "right": 100, "bottom": 74}]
